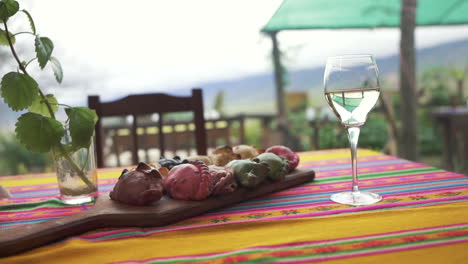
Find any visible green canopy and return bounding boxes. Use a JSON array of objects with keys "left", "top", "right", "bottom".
[
  {"left": 261, "top": 0, "right": 468, "bottom": 152},
  {"left": 263, "top": 0, "right": 468, "bottom": 32}
]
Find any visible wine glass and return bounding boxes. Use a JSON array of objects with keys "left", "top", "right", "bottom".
[{"left": 323, "top": 54, "right": 382, "bottom": 206}]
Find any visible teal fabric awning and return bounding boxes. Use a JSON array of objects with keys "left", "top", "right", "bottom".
[{"left": 262, "top": 0, "right": 468, "bottom": 32}]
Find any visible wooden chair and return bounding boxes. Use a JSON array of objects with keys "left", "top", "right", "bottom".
[{"left": 88, "top": 89, "right": 207, "bottom": 167}]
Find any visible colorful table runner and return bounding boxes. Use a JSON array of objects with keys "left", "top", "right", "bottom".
[{"left": 1, "top": 149, "right": 468, "bottom": 263}]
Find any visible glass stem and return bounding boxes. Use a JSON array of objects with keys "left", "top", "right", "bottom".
[{"left": 347, "top": 126, "right": 361, "bottom": 193}]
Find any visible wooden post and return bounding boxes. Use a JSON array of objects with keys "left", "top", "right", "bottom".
[
  {"left": 158, "top": 113, "right": 165, "bottom": 158},
  {"left": 309, "top": 120, "right": 321, "bottom": 150},
  {"left": 131, "top": 115, "right": 139, "bottom": 165},
  {"left": 399, "top": 0, "right": 418, "bottom": 160},
  {"left": 261, "top": 117, "right": 272, "bottom": 149},
  {"left": 111, "top": 130, "right": 121, "bottom": 167},
  {"left": 185, "top": 123, "right": 191, "bottom": 155},
  {"left": 225, "top": 120, "right": 231, "bottom": 146},
  {"left": 270, "top": 31, "right": 289, "bottom": 146},
  {"left": 144, "top": 127, "right": 150, "bottom": 163},
  {"left": 88, "top": 96, "right": 104, "bottom": 168},
  {"left": 192, "top": 89, "right": 208, "bottom": 155},
  {"left": 239, "top": 114, "right": 246, "bottom": 144}
]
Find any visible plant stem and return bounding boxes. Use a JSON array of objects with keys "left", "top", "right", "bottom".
[
  {"left": 54, "top": 103, "right": 74, "bottom": 108},
  {"left": 24, "top": 57, "right": 37, "bottom": 69},
  {"left": 13, "top": 31, "right": 35, "bottom": 36},
  {"left": 37, "top": 89, "right": 56, "bottom": 119},
  {"left": 4, "top": 21, "right": 28, "bottom": 74},
  {"left": 3, "top": 20, "right": 96, "bottom": 191},
  {"left": 80, "top": 146, "right": 91, "bottom": 172},
  {"left": 62, "top": 150, "right": 97, "bottom": 192},
  {"left": 4, "top": 22, "right": 56, "bottom": 119}
]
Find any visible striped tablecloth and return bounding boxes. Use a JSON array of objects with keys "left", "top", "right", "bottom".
[{"left": 1, "top": 149, "right": 468, "bottom": 263}]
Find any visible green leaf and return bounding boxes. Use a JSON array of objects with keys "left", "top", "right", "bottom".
[
  {"left": 62, "top": 143, "right": 81, "bottom": 155},
  {"left": 65, "top": 107, "right": 98, "bottom": 149},
  {"left": 35, "top": 36, "right": 54, "bottom": 69},
  {"left": 28, "top": 94, "right": 58, "bottom": 117},
  {"left": 0, "top": 28, "right": 15, "bottom": 45},
  {"left": 0, "top": 72, "right": 39, "bottom": 111},
  {"left": 15, "top": 112, "right": 65, "bottom": 153},
  {"left": 0, "top": 0, "right": 19, "bottom": 20},
  {"left": 21, "top": 9, "right": 35, "bottom": 34},
  {"left": 49, "top": 57, "right": 63, "bottom": 83}
]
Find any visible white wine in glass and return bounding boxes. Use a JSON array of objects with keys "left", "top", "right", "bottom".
[{"left": 323, "top": 55, "right": 382, "bottom": 206}]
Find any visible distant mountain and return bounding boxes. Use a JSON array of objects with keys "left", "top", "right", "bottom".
[
  {"left": 198, "top": 38, "right": 468, "bottom": 114},
  {"left": 197, "top": 74, "right": 277, "bottom": 114},
  {"left": 1, "top": 38, "right": 468, "bottom": 131}
]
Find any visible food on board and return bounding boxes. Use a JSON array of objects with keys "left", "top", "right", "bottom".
[
  {"left": 255, "top": 153, "right": 289, "bottom": 181},
  {"left": 110, "top": 145, "right": 301, "bottom": 203},
  {"left": 210, "top": 145, "right": 241, "bottom": 166},
  {"left": 110, "top": 162, "right": 164, "bottom": 206},
  {"left": 232, "top": 145, "right": 259, "bottom": 159},
  {"left": 226, "top": 159, "right": 269, "bottom": 188},
  {"left": 265, "top": 145, "right": 300, "bottom": 172}
]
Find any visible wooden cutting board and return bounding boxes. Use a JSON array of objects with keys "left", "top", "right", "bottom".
[{"left": 0, "top": 168, "right": 315, "bottom": 257}]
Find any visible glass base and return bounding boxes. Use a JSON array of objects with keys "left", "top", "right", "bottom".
[
  {"left": 330, "top": 191, "right": 382, "bottom": 206},
  {"left": 60, "top": 194, "right": 96, "bottom": 205}
]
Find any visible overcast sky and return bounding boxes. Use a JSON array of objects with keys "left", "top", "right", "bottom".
[{"left": 5, "top": 0, "right": 468, "bottom": 106}]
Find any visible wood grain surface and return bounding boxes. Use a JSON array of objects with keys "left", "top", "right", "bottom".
[{"left": 0, "top": 168, "right": 315, "bottom": 257}]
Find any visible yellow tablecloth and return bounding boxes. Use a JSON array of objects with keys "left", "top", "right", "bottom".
[{"left": 1, "top": 149, "right": 468, "bottom": 263}]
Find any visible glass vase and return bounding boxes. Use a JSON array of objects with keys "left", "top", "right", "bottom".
[{"left": 54, "top": 128, "right": 98, "bottom": 205}]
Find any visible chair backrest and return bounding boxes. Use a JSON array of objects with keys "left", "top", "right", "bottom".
[{"left": 88, "top": 89, "right": 207, "bottom": 167}]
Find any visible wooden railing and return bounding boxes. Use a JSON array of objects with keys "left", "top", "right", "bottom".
[
  {"left": 101, "top": 105, "right": 403, "bottom": 167},
  {"left": 101, "top": 114, "right": 276, "bottom": 166}
]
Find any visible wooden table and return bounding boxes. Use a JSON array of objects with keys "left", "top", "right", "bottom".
[
  {"left": 1, "top": 149, "right": 468, "bottom": 263},
  {"left": 432, "top": 106, "right": 468, "bottom": 174}
]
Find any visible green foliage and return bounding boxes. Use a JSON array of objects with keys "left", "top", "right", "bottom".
[
  {"left": 213, "top": 91, "right": 224, "bottom": 116},
  {"left": 0, "top": 0, "right": 97, "bottom": 154},
  {"left": 21, "top": 9, "right": 35, "bottom": 34},
  {"left": 0, "top": 133, "right": 50, "bottom": 176},
  {"left": 285, "top": 112, "right": 387, "bottom": 151},
  {"left": 359, "top": 115, "right": 388, "bottom": 150},
  {"left": 28, "top": 93, "right": 58, "bottom": 116},
  {"left": 429, "top": 83, "right": 450, "bottom": 106},
  {"left": 418, "top": 107, "right": 442, "bottom": 155},
  {"left": 318, "top": 123, "right": 348, "bottom": 149},
  {"left": 163, "top": 112, "right": 193, "bottom": 122},
  {"left": 288, "top": 109, "right": 312, "bottom": 150},
  {"left": 450, "top": 68, "right": 465, "bottom": 80},
  {"left": 419, "top": 66, "right": 454, "bottom": 106},
  {"left": 0, "top": 0, "right": 97, "bottom": 184},
  {"left": 389, "top": 92, "right": 442, "bottom": 156},
  {"left": 419, "top": 122, "right": 441, "bottom": 155},
  {"left": 228, "top": 119, "right": 261, "bottom": 147},
  {"left": 0, "top": 72, "right": 38, "bottom": 111},
  {"left": 0, "top": 0, "right": 18, "bottom": 20},
  {"left": 244, "top": 120, "right": 262, "bottom": 147},
  {"left": 35, "top": 36, "right": 53, "bottom": 69},
  {"left": 15, "top": 112, "right": 65, "bottom": 152},
  {"left": 0, "top": 28, "right": 15, "bottom": 45},
  {"left": 65, "top": 107, "right": 98, "bottom": 149},
  {"left": 49, "top": 56, "right": 63, "bottom": 83}
]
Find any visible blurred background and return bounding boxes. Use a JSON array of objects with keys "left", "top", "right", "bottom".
[{"left": 1, "top": 0, "right": 468, "bottom": 175}]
